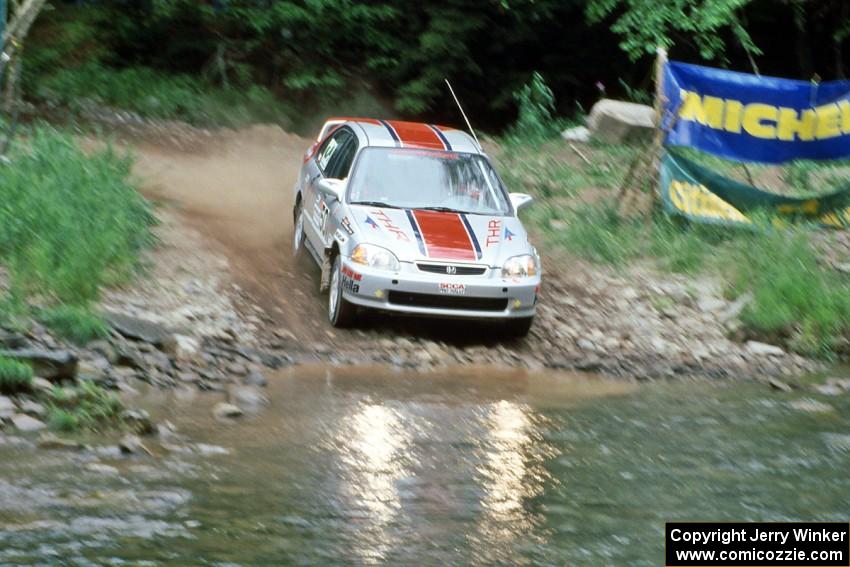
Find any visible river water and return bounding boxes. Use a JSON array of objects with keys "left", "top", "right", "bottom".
[{"left": 0, "top": 365, "right": 848, "bottom": 566}]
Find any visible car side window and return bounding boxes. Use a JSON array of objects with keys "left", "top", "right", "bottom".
[
  {"left": 316, "top": 128, "right": 349, "bottom": 172},
  {"left": 325, "top": 131, "right": 358, "bottom": 180}
]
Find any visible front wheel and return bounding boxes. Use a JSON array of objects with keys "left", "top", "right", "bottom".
[
  {"left": 328, "top": 255, "right": 357, "bottom": 327},
  {"left": 504, "top": 316, "right": 534, "bottom": 338}
]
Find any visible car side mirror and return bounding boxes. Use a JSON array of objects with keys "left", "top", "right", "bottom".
[
  {"left": 317, "top": 178, "right": 345, "bottom": 203},
  {"left": 509, "top": 192, "right": 533, "bottom": 212}
]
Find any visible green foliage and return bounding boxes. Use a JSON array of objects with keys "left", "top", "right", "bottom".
[
  {"left": 585, "top": 0, "right": 760, "bottom": 61},
  {"left": 36, "top": 305, "right": 109, "bottom": 345},
  {"left": 499, "top": 136, "right": 850, "bottom": 359},
  {"left": 509, "top": 72, "right": 557, "bottom": 142},
  {"left": 34, "top": 62, "right": 293, "bottom": 127},
  {"left": 558, "top": 204, "right": 643, "bottom": 266},
  {"left": 0, "top": 125, "right": 154, "bottom": 304},
  {"left": 726, "top": 227, "right": 850, "bottom": 357},
  {"left": 49, "top": 385, "right": 76, "bottom": 405},
  {"left": 549, "top": 204, "right": 850, "bottom": 356},
  {"left": 778, "top": 160, "right": 848, "bottom": 197},
  {"left": 23, "top": 0, "right": 850, "bottom": 130},
  {"left": 498, "top": 138, "right": 635, "bottom": 199},
  {"left": 25, "top": 1, "right": 616, "bottom": 125},
  {"left": 650, "top": 216, "right": 733, "bottom": 273},
  {"left": 47, "top": 381, "right": 123, "bottom": 432},
  {"left": 617, "top": 78, "right": 653, "bottom": 105},
  {"left": 48, "top": 408, "right": 80, "bottom": 432},
  {"left": 0, "top": 357, "right": 34, "bottom": 394}
]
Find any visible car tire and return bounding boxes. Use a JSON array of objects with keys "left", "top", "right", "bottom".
[
  {"left": 292, "top": 200, "right": 307, "bottom": 261},
  {"left": 504, "top": 316, "right": 534, "bottom": 338},
  {"left": 328, "top": 255, "right": 357, "bottom": 328}
]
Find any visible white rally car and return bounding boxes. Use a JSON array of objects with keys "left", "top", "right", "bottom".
[{"left": 292, "top": 117, "right": 541, "bottom": 336}]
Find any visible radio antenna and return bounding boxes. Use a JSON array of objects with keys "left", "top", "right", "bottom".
[{"left": 444, "top": 79, "right": 481, "bottom": 149}]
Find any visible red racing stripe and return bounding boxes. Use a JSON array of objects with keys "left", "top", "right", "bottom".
[
  {"left": 412, "top": 210, "right": 476, "bottom": 260},
  {"left": 324, "top": 116, "right": 381, "bottom": 125},
  {"left": 386, "top": 120, "right": 446, "bottom": 150}
]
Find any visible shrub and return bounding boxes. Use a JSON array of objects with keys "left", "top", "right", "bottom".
[
  {"left": 509, "top": 72, "right": 558, "bottom": 142},
  {"left": 0, "top": 357, "right": 33, "bottom": 393},
  {"left": 0, "top": 126, "right": 154, "bottom": 304},
  {"left": 36, "top": 305, "right": 109, "bottom": 345}
]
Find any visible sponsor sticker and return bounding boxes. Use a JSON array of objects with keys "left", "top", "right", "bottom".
[
  {"left": 438, "top": 282, "right": 466, "bottom": 295},
  {"left": 341, "top": 216, "right": 354, "bottom": 235},
  {"left": 341, "top": 264, "right": 361, "bottom": 294},
  {"left": 341, "top": 265, "right": 362, "bottom": 281},
  {"left": 486, "top": 219, "right": 502, "bottom": 247},
  {"left": 371, "top": 209, "right": 410, "bottom": 241}
]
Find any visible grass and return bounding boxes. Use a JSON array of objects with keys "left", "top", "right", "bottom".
[
  {"left": 47, "top": 408, "right": 80, "bottom": 432},
  {"left": 726, "top": 228, "right": 850, "bottom": 357},
  {"left": 541, "top": 199, "right": 850, "bottom": 356},
  {"left": 47, "top": 381, "right": 123, "bottom": 432},
  {"left": 0, "top": 357, "right": 33, "bottom": 394},
  {"left": 554, "top": 204, "right": 643, "bottom": 266},
  {"left": 0, "top": 125, "right": 154, "bottom": 306},
  {"left": 36, "top": 305, "right": 109, "bottom": 345}
]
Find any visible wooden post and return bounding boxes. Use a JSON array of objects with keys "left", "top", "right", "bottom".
[
  {"left": 618, "top": 46, "right": 668, "bottom": 216},
  {"left": 648, "top": 46, "right": 669, "bottom": 204}
]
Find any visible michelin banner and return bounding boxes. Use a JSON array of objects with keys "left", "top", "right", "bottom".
[
  {"left": 660, "top": 150, "right": 850, "bottom": 227},
  {"left": 664, "top": 61, "right": 850, "bottom": 164}
]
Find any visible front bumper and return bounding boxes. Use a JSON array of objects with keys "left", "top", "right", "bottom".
[{"left": 339, "top": 260, "right": 540, "bottom": 319}]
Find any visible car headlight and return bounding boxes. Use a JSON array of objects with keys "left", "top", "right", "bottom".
[
  {"left": 350, "top": 243, "right": 400, "bottom": 271},
  {"left": 502, "top": 253, "right": 539, "bottom": 278}
]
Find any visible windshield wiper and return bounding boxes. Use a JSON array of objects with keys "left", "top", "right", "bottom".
[
  {"left": 416, "top": 206, "right": 473, "bottom": 214},
  {"left": 351, "top": 201, "right": 402, "bottom": 209}
]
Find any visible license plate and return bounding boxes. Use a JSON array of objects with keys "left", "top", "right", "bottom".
[{"left": 438, "top": 282, "right": 466, "bottom": 295}]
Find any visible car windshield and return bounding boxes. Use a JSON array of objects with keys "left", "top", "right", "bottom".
[{"left": 347, "top": 148, "right": 511, "bottom": 215}]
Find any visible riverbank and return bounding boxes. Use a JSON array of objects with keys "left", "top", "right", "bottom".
[
  {"left": 115, "top": 117, "right": 819, "bottom": 381},
  {"left": 0, "top": 113, "right": 833, "bottom": 445}
]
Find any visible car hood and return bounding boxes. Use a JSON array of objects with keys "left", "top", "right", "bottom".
[{"left": 346, "top": 205, "right": 531, "bottom": 266}]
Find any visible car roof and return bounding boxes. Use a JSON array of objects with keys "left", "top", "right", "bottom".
[{"left": 321, "top": 117, "right": 483, "bottom": 155}]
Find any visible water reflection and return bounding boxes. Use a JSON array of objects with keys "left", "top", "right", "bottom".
[
  {"left": 337, "top": 403, "right": 412, "bottom": 563},
  {"left": 472, "top": 400, "right": 555, "bottom": 564}
]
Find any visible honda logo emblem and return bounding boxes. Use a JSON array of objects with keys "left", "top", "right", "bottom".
[{"left": 446, "top": 265, "right": 457, "bottom": 275}]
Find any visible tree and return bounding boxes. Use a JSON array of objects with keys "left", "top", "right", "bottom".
[
  {"left": 585, "top": 0, "right": 760, "bottom": 63},
  {"left": 1, "top": 0, "right": 46, "bottom": 158}
]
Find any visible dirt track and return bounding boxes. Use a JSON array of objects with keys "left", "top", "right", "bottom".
[
  {"left": 132, "top": 125, "right": 333, "bottom": 342},
  {"left": 130, "top": 124, "right": 517, "bottom": 348}
]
